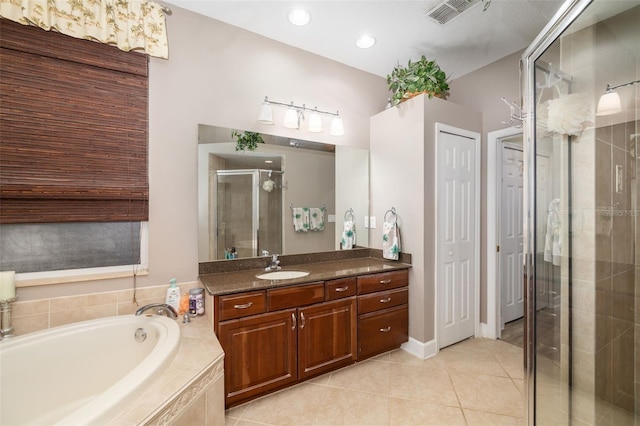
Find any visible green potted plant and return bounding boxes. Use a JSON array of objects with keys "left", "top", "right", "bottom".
[
  {"left": 231, "top": 130, "right": 265, "bottom": 152},
  {"left": 386, "top": 55, "right": 450, "bottom": 106}
]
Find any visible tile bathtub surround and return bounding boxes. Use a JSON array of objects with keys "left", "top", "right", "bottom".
[
  {"left": 10, "top": 282, "right": 201, "bottom": 335},
  {"left": 225, "top": 338, "right": 526, "bottom": 426},
  {"left": 10, "top": 294, "right": 225, "bottom": 425}
]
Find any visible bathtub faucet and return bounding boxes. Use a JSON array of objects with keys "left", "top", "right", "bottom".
[{"left": 135, "top": 303, "right": 178, "bottom": 319}]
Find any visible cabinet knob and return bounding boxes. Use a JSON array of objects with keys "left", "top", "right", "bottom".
[
  {"left": 335, "top": 286, "right": 349, "bottom": 292},
  {"left": 300, "top": 312, "right": 306, "bottom": 329},
  {"left": 379, "top": 279, "right": 391, "bottom": 284},
  {"left": 233, "top": 302, "right": 253, "bottom": 309},
  {"left": 379, "top": 297, "right": 392, "bottom": 303},
  {"left": 291, "top": 312, "right": 296, "bottom": 330},
  {"left": 379, "top": 326, "right": 392, "bottom": 333}
]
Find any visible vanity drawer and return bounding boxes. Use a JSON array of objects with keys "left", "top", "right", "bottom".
[
  {"left": 218, "top": 291, "right": 267, "bottom": 321},
  {"left": 325, "top": 277, "right": 357, "bottom": 301},
  {"left": 267, "top": 282, "right": 325, "bottom": 311},
  {"left": 358, "top": 288, "right": 408, "bottom": 315},
  {"left": 357, "top": 270, "right": 408, "bottom": 295},
  {"left": 358, "top": 305, "right": 408, "bottom": 360}
]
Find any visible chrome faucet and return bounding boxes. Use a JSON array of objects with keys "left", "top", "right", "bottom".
[
  {"left": 265, "top": 253, "right": 281, "bottom": 271},
  {"left": 135, "top": 303, "right": 178, "bottom": 319}
]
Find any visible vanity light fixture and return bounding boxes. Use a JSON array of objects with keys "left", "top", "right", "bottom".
[
  {"left": 596, "top": 80, "right": 639, "bottom": 116},
  {"left": 283, "top": 102, "right": 303, "bottom": 129},
  {"left": 257, "top": 96, "right": 344, "bottom": 136},
  {"left": 257, "top": 98, "right": 274, "bottom": 124},
  {"left": 288, "top": 9, "right": 311, "bottom": 26},
  {"left": 307, "top": 108, "right": 323, "bottom": 132}
]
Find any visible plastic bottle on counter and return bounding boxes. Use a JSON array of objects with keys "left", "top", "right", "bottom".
[
  {"left": 165, "top": 278, "right": 181, "bottom": 312},
  {"left": 189, "top": 288, "right": 205, "bottom": 316}
]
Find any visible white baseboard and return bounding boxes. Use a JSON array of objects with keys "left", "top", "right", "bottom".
[
  {"left": 480, "top": 322, "right": 498, "bottom": 339},
  {"left": 401, "top": 337, "right": 437, "bottom": 359}
]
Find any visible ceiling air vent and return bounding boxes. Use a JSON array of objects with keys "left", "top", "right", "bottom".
[{"left": 426, "top": 0, "right": 480, "bottom": 25}]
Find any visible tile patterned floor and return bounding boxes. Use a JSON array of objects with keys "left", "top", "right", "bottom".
[{"left": 225, "top": 338, "right": 525, "bottom": 425}]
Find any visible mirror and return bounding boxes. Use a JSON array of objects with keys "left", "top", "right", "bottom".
[{"left": 197, "top": 124, "right": 369, "bottom": 262}]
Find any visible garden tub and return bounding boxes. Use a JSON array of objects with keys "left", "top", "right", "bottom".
[{"left": 0, "top": 314, "right": 180, "bottom": 425}]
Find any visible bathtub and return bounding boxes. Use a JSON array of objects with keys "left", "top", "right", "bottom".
[{"left": 0, "top": 314, "right": 181, "bottom": 426}]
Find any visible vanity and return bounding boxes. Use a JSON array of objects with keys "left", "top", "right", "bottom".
[{"left": 199, "top": 252, "right": 410, "bottom": 407}]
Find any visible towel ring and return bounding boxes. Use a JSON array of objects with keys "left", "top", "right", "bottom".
[
  {"left": 344, "top": 208, "right": 354, "bottom": 221},
  {"left": 384, "top": 207, "right": 397, "bottom": 224}
]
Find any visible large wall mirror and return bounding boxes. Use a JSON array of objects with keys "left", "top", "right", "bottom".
[{"left": 198, "top": 124, "right": 369, "bottom": 262}]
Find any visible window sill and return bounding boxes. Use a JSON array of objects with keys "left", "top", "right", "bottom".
[{"left": 16, "top": 267, "right": 149, "bottom": 288}]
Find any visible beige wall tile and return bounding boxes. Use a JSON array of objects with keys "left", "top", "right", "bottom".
[
  {"left": 12, "top": 313, "right": 49, "bottom": 335},
  {"left": 173, "top": 393, "right": 205, "bottom": 425},
  {"left": 50, "top": 292, "right": 117, "bottom": 312},
  {"left": 205, "top": 376, "right": 225, "bottom": 426},
  {"left": 12, "top": 299, "right": 49, "bottom": 317},
  {"left": 49, "top": 304, "right": 117, "bottom": 327}
]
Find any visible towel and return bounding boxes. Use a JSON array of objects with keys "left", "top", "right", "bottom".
[
  {"left": 309, "top": 207, "right": 325, "bottom": 231},
  {"left": 543, "top": 199, "right": 561, "bottom": 266},
  {"left": 382, "top": 220, "right": 401, "bottom": 260},
  {"left": 292, "top": 207, "right": 310, "bottom": 232},
  {"left": 341, "top": 220, "right": 356, "bottom": 249}
]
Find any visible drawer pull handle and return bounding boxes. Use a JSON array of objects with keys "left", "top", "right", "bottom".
[
  {"left": 233, "top": 302, "right": 253, "bottom": 309},
  {"left": 379, "top": 326, "right": 392, "bottom": 333},
  {"left": 300, "top": 312, "right": 306, "bottom": 329},
  {"left": 379, "top": 279, "right": 392, "bottom": 284},
  {"left": 335, "top": 286, "right": 349, "bottom": 292},
  {"left": 292, "top": 312, "right": 297, "bottom": 330},
  {"left": 380, "top": 297, "right": 392, "bottom": 303}
]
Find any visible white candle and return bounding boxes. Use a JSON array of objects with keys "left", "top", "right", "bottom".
[{"left": 0, "top": 271, "right": 16, "bottom": 300}]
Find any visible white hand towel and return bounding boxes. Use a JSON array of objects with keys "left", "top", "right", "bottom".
[
  {"left": 543, "top": 199, "right": 561, "bottom": 266},
  {"left": 341, "top": 220, "right": 356, "bottom": 249},
  {"left": 292, "top": 207, "right": 309, "bottom": 232},
  {"left": 382, "top": 221, "right": 401, "bottom": 260},
  {"left": 309, "top": 207, "right": 325, "bottom": 231}
]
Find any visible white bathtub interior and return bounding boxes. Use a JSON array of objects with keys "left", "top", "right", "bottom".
[{"left": 0, "top": 314, "right": 180, "bottom": 425}]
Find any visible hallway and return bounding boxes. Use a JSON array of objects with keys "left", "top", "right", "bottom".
[{"left": 225, "top": 338, "right": 524, "bottom": 425}]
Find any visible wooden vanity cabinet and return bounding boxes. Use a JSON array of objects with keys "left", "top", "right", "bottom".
[
  {"left": 215, "top": 279, "right": 358, "bottom": 407},
  {"left": 217, "top": 309, "right": 297, "bottom": 406},
  {"left": 298, "top": 296, "right": 357, "bottom": 380},
  {"left": 356, "top": 270, "right": 409, "bottom": 360}
]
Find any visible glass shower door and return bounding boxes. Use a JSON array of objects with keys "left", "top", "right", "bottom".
[
  {"left": 523, "top": 0, "right": 639, "bottom": 424},
  {"left": 216, "top": 170, "right": 257, "bottom": 259}
]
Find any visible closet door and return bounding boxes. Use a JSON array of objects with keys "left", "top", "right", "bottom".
[{"left": 436, "top": 127, "right": 479, "bottom": 349}]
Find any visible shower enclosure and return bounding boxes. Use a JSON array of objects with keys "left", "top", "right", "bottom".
[
  {"left": 215, "top": 169, "right": 283, "bottom": 259},
  {"left": 523, "top": 0, "right": 639, "bottom": 424}
]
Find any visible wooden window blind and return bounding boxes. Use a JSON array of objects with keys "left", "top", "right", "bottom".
[{"left": 0, "top": 19, "right": 149, "bottom": 224}]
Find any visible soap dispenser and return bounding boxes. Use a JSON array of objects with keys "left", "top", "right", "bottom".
[{"left": 165, "top": 278, "right": 181, "bottom": 312}]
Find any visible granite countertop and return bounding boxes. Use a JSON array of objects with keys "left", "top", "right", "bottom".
[{"left": 199, "top": 256, "right": 411, "bottom": 296}]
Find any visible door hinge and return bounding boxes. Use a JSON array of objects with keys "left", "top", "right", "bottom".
[{"left": 497, "top": 245, "right": 500, "bottom": 252}]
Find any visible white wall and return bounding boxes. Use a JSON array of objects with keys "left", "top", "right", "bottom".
[{"left": 17, "top": 5, "right": 388, "bottom": 301}]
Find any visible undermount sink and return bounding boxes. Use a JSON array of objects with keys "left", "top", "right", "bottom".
[{"left": 256, "top": 270, "right": 310, "bottom": 280}]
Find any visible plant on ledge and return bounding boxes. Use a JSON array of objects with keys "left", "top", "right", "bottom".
[
  {"left": 386, "top": 55, "right": 450, "bottom": 106},
  {"left": 231, "top": 130, "right": 265, "bottom": 152}
]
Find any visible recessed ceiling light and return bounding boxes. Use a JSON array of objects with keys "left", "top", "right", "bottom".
[
  {"left": 288, "top": 9, "right": 311, "bottom": 26},
  {"left": 356, "top": 35, "right": 376, "bottom": 49}
]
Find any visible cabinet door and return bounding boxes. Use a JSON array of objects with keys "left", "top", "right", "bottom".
[
  {"left": 218, "top": 309, "right": 297, "bottom": 406},
  {"left": 298, "top": 297, "right": 357, "bottom": 380}
]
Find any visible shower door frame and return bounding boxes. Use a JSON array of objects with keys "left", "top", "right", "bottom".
[
  {"left": 521, "top": 0, "right": 593, "bottom": 424},
  {"left": 520, "top": 0, "right": 593, "bottom": 425}
]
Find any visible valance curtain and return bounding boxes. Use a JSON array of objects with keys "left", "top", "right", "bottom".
[{"left": 0, "top": 0, "right": 168, "bottom": 59}]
